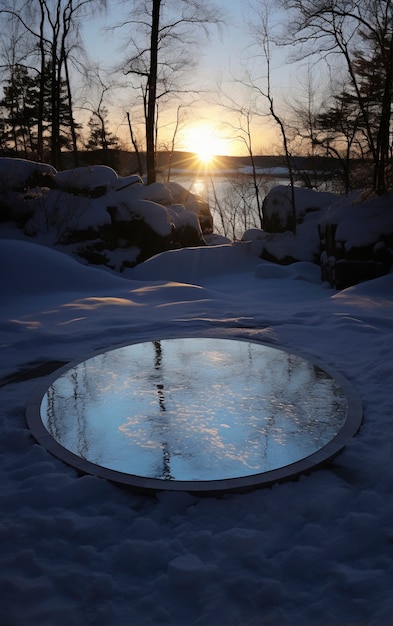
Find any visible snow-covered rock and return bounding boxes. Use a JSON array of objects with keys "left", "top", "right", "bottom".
[
  {"left": 55, "top": 165, "right": 119, "bottom": 194},
  {"left": 319, "top": 191, "right": 393, "bottom": 288},
  {"left": 0, "top": 157, "right": 56, "bottom": 192},
  {"left": 0, "top": 158, "right": 209, "bottom": 272},
  {"left": 255, "top": 185, "right": 393, "bottom": 288},
  {"left": 262, "top": 185, "right": 337, "bottom": 233}
]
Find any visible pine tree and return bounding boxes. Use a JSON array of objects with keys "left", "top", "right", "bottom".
[
  {"left": 352, "top": 25, "right": 393, "bottom": 192},
  {"left": 85, "top": 106, "right": 120, "bottom": 165},
  {"left": 0, "top": 65, "right": 38, "bottom": 156},
  {"left": 0, "top": 62, "right": 80, "bottom": 160},
  {"left": 38, "top": 61, "right": 80, "bottom": 155}
]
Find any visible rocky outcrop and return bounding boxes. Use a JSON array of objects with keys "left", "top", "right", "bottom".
[
  {"left": 0, "top": 159, "right": 212, "bottom": 272},
  {"left": 318, "top": 192, "right": 393, "bottom": 289},
  {"left": 246, "top": 185, "right": 393, "bottom": 288}
]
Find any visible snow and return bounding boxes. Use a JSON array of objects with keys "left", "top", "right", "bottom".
[
  {"left": 0, "top": 157, "right": 56, "bottom": 190},
  {"left": 1, "top": 164, "right": 393, "bottom": 626},
  {"left": 55, "top": 164, "right": 119, "bottom": 192},
  {"left": 320, "top": 191, "right": 393, "bottom": 250},
  {"left": 1, "top": 160, "right": 208, "bottom": 253},
  {"left": 263, "top": 184, "right": 338, "bottom": 230},
  {"left": 114, "top": 197, "right": 173, "bottom": 237}
]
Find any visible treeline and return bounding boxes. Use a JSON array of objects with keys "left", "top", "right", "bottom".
[{"left": 0, "top": 0, "right": 391, "bottom": 195}]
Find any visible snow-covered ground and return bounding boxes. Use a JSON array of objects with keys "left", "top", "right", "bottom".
[
  {"left": 1, "top": 218, "right": 393, "bottom": 624},
  {"left": 1, "top": 159, "right": 393, "bottom": 624}
]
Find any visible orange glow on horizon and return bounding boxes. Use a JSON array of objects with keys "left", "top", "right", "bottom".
[{"left": 181, "top": 124, "right": 232, "bottom": 164}]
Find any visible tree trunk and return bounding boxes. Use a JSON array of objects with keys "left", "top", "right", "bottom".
[
  {"left": 146, "top": 0, "right": 161, "bottom": 185},
  {"left": 37, "top": 0, "right": 46, "bottom": 162},
  {"left": 127, "top": 111, "right": 144, "bottom": 176},
  {"left": 51, "top": 47, "right": 60, "bottom": 168},
  {"left": 62, "top": 42, "right": 79, "bottom": 167},
  {"left": 373, "top": 34, "right": 393, "bottom": 195}
]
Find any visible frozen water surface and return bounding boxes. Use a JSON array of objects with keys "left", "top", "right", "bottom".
[{"left": 30, "top": 337, "right": 360, "bottom": 492}]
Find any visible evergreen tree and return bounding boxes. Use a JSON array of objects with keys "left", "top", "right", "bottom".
[
  {"left": 0, "top": 62, "right": 80, "bottom": 159},
  {"left": 283, "top": 0, "right": 393, "bottom": 194},
  {"left": 352, "top": 24, "right": 393, "bottom": 192},
  {"left": 0, "top": 64, "right": 38, "bottom": 156},
  {"left": 315, "top": 91, "right": 362, "bottom": 192},
  {"left": 39, "top": 61, "right": 80, "bottom": 155},
  {"left": 85, "top": 106, "right": 120, "bottom": 165}
]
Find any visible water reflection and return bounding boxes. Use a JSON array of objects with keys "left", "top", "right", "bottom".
[
  {"left": 176, "top": 175, "right": 285, "bottom": 240},
  {"left": 40, "top": 338, "right": 348, "bottom": 481}
]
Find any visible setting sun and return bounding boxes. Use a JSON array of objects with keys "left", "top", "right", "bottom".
[{"left": 182, "top": 125, "right": 230, "bottom": 164}]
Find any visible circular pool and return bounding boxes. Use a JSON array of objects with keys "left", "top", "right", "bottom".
[{"left": 26, "top": 337, "right": 362, "bottom": 494}]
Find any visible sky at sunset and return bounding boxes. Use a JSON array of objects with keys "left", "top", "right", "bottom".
[{"left": 80, "top": 0, "right": 295, "bottom": 157}]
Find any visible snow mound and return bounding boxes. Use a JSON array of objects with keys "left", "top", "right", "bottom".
[
  {"left": 255, "top": 262, "right": 292, "bottom": 279},
  {"left": 332, "top": 271, "right": 393, "bottom": 300},
  {"left": 288, "top": 261, "right": 323, "bottom": 283},
  {"left": 0, "top": 239, "right": 127, "bottom": 296},
  {"left": 55, "top": 165, "right": 119, "bottom": 192},
  {"left": 129, "top": 243, "right": 260, "bottom": 282}
]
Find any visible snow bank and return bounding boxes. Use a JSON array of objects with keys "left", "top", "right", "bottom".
[
  {"left": 0, "top": 239, "right": 127, "bottom": 298},
  {"left": 129, "top": 243, "right": 260, "bottom": 282}
]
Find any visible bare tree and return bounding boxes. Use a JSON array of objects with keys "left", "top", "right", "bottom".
[
  {"left": 115, "top": 0, "right": 222, "bottom": 185},
  {"left": 282, "top": 0, "right": 393, "bottom": 194},
  {"left": 126, "top": 110, "right": 144, "bottom": 176},
  {"left": 242, "top": 0, "right": 297, "bottom": 231},
  {"left": 81, "top": 72, "right": 122, "bottom": 166},
  {"left": 217, "top": 91, "right": 265, "bottom": 227},
  {"left": 0, "top": 0, "right": 106, "bottom": 166},
  {"left": 286, "top": 66, "right": 356, "bottom": 191},
  {"left": 158, "top": 103, "right": 186, "bottom": 182}
]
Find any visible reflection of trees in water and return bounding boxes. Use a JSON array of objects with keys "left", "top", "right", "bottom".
[
  {"left": 237, "top": 346, "right": 347, "bottom": 465},
  {"left": 46, "top": 384, "right": 59, "bottom": 440},
  {"left": 72, "top": 367, "right": 89, "bottom": 460},
  {"left": 263, "top": 353, "right": 346, "bottom": 450},
  {"left": 153, "top": 340, "right": 162, "bottom": 370},
  {"left": 42, "top": 339, "right": 348, "bottom": 480},
  {"left": 153, "top": 341, "right": 174, "bottom": 480},
  {"left": 43, "top": 361, "right": 105, "bottom": 463}
]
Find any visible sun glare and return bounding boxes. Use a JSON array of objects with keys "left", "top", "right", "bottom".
[{"left": 183, "top": 125, "right": 229, "bottom": 165}]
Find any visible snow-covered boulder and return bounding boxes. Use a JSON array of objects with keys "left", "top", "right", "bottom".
[
  {"left": 244, "top": 226, "right": 320, "bottom": 265},
  {"left": 0, "top": 158, "right": 57, "bottom": 223},
  {"left": 0, "top": 158, "right": 209, "bottom": 272},
  {"left": 24, "top": 191, "right": 112, "bottom": 240},
  {"left": 166, "top": 204, "right": 205, "bottom": 248},
  {"left": 134, "top": 181, "right": 173, "bottom": 205},
  {"left": 164, "top": 180, "right": 213, "bottom": 233},
  {"left": 55, "top": 165, "right": 120, "bottom": 196},
  {"left": 110, "top": 197, "right": 173, "bottom": 238},
  {"left": 242, "top": 206, "right": 324, "bottom": 265},
  {"left": 0, "top": 157, "right": 56, "bottom": 192},
  {"left": 246, "top": 185, "right": 393, "bottom": 288},
  {"left": 319, "top": 191, "right": 393, "bottom": 288},
  {"left": 262, "top": 185, "right": 336, "bottom": 233}
]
